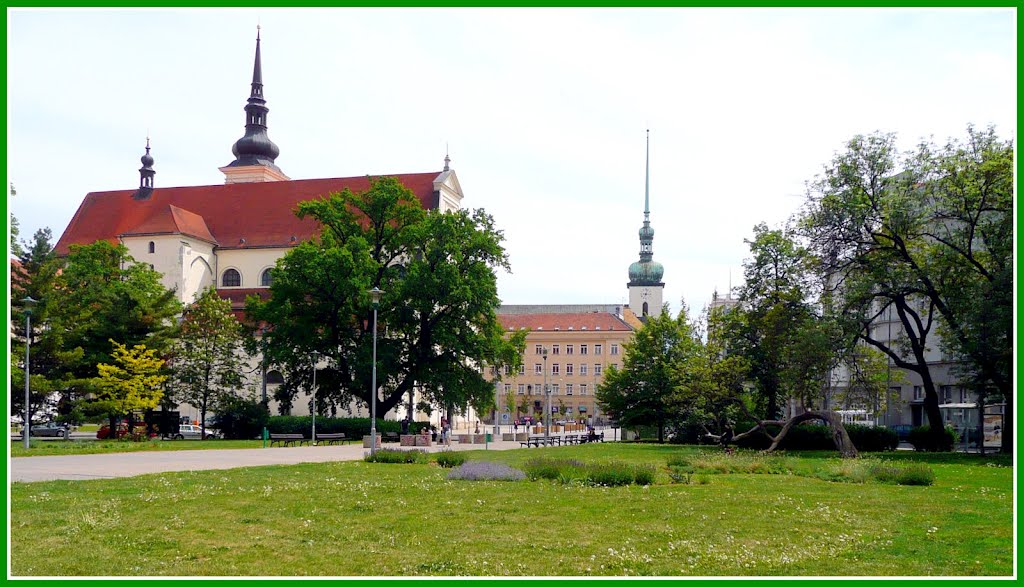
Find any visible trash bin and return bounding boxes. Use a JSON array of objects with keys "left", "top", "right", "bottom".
[{"left": 485, "top": 433, "right": 493, "bottom": 442}]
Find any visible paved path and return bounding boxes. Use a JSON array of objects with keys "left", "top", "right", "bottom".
[{"left": 9, "top": 437, "right": 570, "bottom": 483}]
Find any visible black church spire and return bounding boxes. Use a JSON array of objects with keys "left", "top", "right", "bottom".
[{"left": 226, "top": 27, "right": 282, "bottom": 170}]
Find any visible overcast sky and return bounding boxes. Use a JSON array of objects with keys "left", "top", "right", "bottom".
[{"left": 7, "top": 8, "right": 1016, "bottom": 314}]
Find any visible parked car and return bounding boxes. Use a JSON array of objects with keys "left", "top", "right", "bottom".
[
  {"left": 29, "top": 422, "right": 70, "bottom": 439},
  {"left": 173, "top": 424, "right": 220, "bottom": 440},
  {"left": 96, "top": 423, "right": 148, "bottom": 439}
]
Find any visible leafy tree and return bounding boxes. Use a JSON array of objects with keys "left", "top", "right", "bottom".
[
  {"left": 728, "top": 223, "right": 816, "bottom": 420},
  {"left": 596, "top": 305, "right": 698, "bottom": 443},
  {"left": 49, "top": 241, "right": 181, "bottom": 407},
  {"left": 801, "top": 128, "right": 1012, "bottom": 451},
  {"left": 171, "top": 287, "right": 246, "bottom": 438},
  {"left": 213, "top": 392, "right": 270, "bottom": 440},
  {"left": 503, "top": 386, "right": 517, "bottom": 424},
  {"left": 95, "top": 340, "right": 167, "bottom": 435},
  {"left": 247, "top": 176, "right": 524, "bottom": 425},
  {"left": 10, "top": 228, "right": 82, "bottom": 422},
  {"left": 10, "top": 210, "right": 23, "bottom": 256}
]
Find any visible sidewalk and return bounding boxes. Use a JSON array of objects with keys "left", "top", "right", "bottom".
[{"left": 10, "top": 430, "right": 607, "bottom": 483}]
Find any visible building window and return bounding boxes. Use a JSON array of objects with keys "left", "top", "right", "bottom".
[
  {"left": 222, "top": 268, "right": 241, "bottom": 287},
  {"left": 491, "top": 366, "right": 499, "bottom": 376},
  {"left": 595, "top": 344, "right": 603, "bottom": 355},
  {"left": 551, "top": 363, "right": 560, "bottom": 376},
  {"left": 534, "top": 363, "right": 543, "bottom": 375},
  {"left": 579, "top": 363, "right": 588, "bottom": 376},
  {"left": 503, "top": 365, "right": 511, "bottom": 376},
  {"left": 535, "top": 344, "right": 544, "bottom": 355},
  {"left": 940, "top": 385, "right": 953, "bottom": 404},
  {"left": 566, "top": 363, "right": 574, "bottom": 376},
  {"left": 261, "top": 268, "right": 273, "bottom": 287},
  {"left": 566, "top": 384, "right": 574, "bottom": 395},
  {"left": 552, "top": 345, "right": 560, "bottom": 355},
  {"left": 518, "top": 384, "right": 525, "bottom": 395},
  {"left": 518, "top": 364, "right": 525, "bottom": 375},
  {"left": 566, "top": 344, "right": 574, "bottom": 355},
  {"left": 504, "top": 383, "right": 512, "bottom": 393},
  {"left": 611, "top": 344, "right": 619, "bottom": 356},
  {"left": 580, "top": 344, "right": 588, "bottom": 355},
  {"left": 551, "top": 384, "right": 559, "bottom": 395},
  {"left": 913, "top": 386, "right": 923, "bottom": 400},
  {"left": 148, "top": 241, "right": 155, "bottom": 254},
  {"left": 594, "top": 363, "right": 602, "bottom": 376},
  {"left": 580, "top": 384, "right": 587, "bottom": 395}
]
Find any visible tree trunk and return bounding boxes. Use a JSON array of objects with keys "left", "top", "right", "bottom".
[{"left": 765, "top": 410, "right": 858, "bottom": 458}]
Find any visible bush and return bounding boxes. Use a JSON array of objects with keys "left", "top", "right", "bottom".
[
  {"left": 447, "top": 461, "right": 526, "bottom": 481},
  {"left": 868, "top": 463, "right": 935, "bottom": 486},
  {"left": 435, "top": 451, "right": 468, "bottom": 468},
  {"left": 213, "top": 396, "right": 270, "bottom": 440},
  {"left": 523, "top": 458, "right": 652, "bottom": 486},
  {"left": 908, "top": 425, "right": 958, "bottom": 452},
  {"left": 363, "top": 448, "right": 427, "bottom": 464},
  {"left": 846, "top": 424, "right": 899, "bottom": 452}
]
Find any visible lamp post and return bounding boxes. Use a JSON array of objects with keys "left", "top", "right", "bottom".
[
  {"left": 311, "top": 353, "right": 317, "bottom": 445},
  {"left": 542, "top": 347, "right": 550, "bottom": 437},
  {"left": 260, "top": 327, "right": 268, "bottom": 405},
  {"left": 22, "top": 296, "right": 37, "bottom": 449},
  {"left": 369, "top": 287, "right": 383, "bottom": 456}
]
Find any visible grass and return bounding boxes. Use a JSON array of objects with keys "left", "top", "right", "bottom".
[
  {"left": 9, "top": 444, "right": 1013, "bottom": 576},
  {"left": 11, "top": 438, "right": 266, "bottom": 457}
]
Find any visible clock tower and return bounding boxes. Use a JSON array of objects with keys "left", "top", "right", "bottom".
[{"left": 627, "top": 130, "right": 665, "bottom": 318}]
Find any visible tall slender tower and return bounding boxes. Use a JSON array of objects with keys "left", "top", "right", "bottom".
[
  {"left": 627, "top": 130, "right": 665, "bottom": 318},
  {"left": 219, "top": 27, "right": 289, "bottom": 183}
]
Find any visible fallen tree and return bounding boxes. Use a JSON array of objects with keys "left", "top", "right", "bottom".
[{"left": 704, "top": 404, "right": 858, "bottom": 459}]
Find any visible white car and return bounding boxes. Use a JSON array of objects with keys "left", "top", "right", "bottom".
[{"left": 174, "top": 424, "right": 219, "bottom": 440}]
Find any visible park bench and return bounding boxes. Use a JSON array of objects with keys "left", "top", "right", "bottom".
[
  {"left": 315, "top": 433, "right": 348, "bottom": 445},
  {"left": 269, "top": 433, "right": 308, "bottom": 447}
]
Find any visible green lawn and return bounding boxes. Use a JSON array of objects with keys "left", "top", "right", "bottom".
[
  {"left": 11, "top": 438, "right": 266, "bottom": 457},
  {"left": 9, "top": 444, "right": 1013, "bottom": 576}
]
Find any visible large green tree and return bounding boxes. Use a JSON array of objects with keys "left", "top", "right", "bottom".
[
  {"left": 247, "top": 176, "right": 524, "bottom": 421},
  {"left": 48, "top": 241, "right": 181, "bottom": 418},
  {"left": 95, "top": 340, "right": 167, "bottom": 435},
  {"left": 596, "top": 305, "right": 698, "bottom": 443},
  {"left": 801, "top": 128, "right": 1012, "bottom": 451},
  {"left": 171, "top": 287, "right": 246, "bottom": 438},
  {"left": 11, "top": 228, "right": 68, "bottom": 422}
]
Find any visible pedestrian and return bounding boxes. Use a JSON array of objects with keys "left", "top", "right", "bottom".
[
  {"left": 440, "top": 417, "right": 450, "bottom": 446},
  {"left": 401, "top": 416, "right": 410, "bottom": 435}
]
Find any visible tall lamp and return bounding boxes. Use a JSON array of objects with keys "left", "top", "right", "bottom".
[
  {"left": 369, "top": 287, "right": 383, "bottom": 456},
  {"left": 22, "top": 296, "right": 37, "bottom": 449},
  {"left": 542, "top": 347, "right": 550, "bottom": 437}
]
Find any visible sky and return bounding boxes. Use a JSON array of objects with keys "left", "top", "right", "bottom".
[{"left": 6, "top": 8, "right": 1016, "bottom": 314}]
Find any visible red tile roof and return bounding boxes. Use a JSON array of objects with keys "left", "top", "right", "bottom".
[
  {"left": 498, "top": 312, "right": 634, "bottom": 332},
  {"left": 55, "top": 172, "right": 442, "bottom": 255},
  {"left": 122, "top": 205, "right": 217, "bottom": 244}
]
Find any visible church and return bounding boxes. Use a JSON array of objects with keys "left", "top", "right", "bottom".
[{"left": 54, "top": 30, "right": 465, "bottom": 313}]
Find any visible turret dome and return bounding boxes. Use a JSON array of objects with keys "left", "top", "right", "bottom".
[{"left": 628, "top": 260, "right": 664, "bottom": 285}]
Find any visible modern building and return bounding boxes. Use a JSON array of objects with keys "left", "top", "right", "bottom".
[
  {"left": 489, "top": 307, "right": 637, "bottom": 426},
  {"left": 52, "top": 31, "right": 463, "bottom": 421}
]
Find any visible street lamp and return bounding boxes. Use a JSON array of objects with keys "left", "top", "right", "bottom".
[
  {"left": 260, "top": 327, "right": 268, "bottom": 405},
  {"left": 369, "top": 287, "right": 383, "bottom": 456},
  {"left": 311, "top": 353, "right": 317, "bottom": 445},
  {"left": 542, "top": 347, "right": 550, "bottom": 437},
  {"left": 22, "top": 296, "right": 37, "bottom": 449}
]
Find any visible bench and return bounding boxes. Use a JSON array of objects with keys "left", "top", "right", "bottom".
[
  {"left": 315, "top": 433, "right": 348, "bottom": 445},
  {"left": 383, "top": 432, "right": 400, "bottom": 443},
  {"left": 519, "top": 436, "right": 560, "bottom": 448},
  {"left": 269, "top": 433, "right": 308, "bottom": 447}
]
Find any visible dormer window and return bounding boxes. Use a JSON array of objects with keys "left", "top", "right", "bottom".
[{"left": 222, "top": 268, "right": 242, "bottom": 287}]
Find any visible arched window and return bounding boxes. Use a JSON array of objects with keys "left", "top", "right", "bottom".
[
  {"left": 260, "top": 268, "right": 273, "bottom": 287},
  {"left": 642, "top": 301, "right": 649, "bottom": 316},
  {"left": 266, "top": 370, "right": 284, "bottom": 385},
  {"left": 148, "top": 241, "right": 155, "bottom": 253},
  {"left": 222, "top": 268, "right": 241, "bottom": 287}
]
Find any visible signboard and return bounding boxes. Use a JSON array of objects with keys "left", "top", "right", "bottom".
[{"left": 501, "top": 413, "right": 510, "bottom": 422}]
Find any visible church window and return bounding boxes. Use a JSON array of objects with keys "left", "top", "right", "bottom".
[
  {"left": 222, "top": 268, "right": 241, "bottom": 287},
  {"left": 261, "top": 268, "right": 273, "bottom": 287},
  {"left": 642, "top": 302, "right": 649, "bottom": 316},
  {"left": 266, "top": 370, "right": 285, "bottom": 385},
  {"left": 148, "top": 241, "right": 155, "bottom": 253}
]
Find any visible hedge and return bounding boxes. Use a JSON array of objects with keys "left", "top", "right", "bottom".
[
  {"left": 907, "top": 425, "right": 958, "bottom": 452},
  {"left": 267, "top": 416, "right": 430, "bottom": 439}
]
